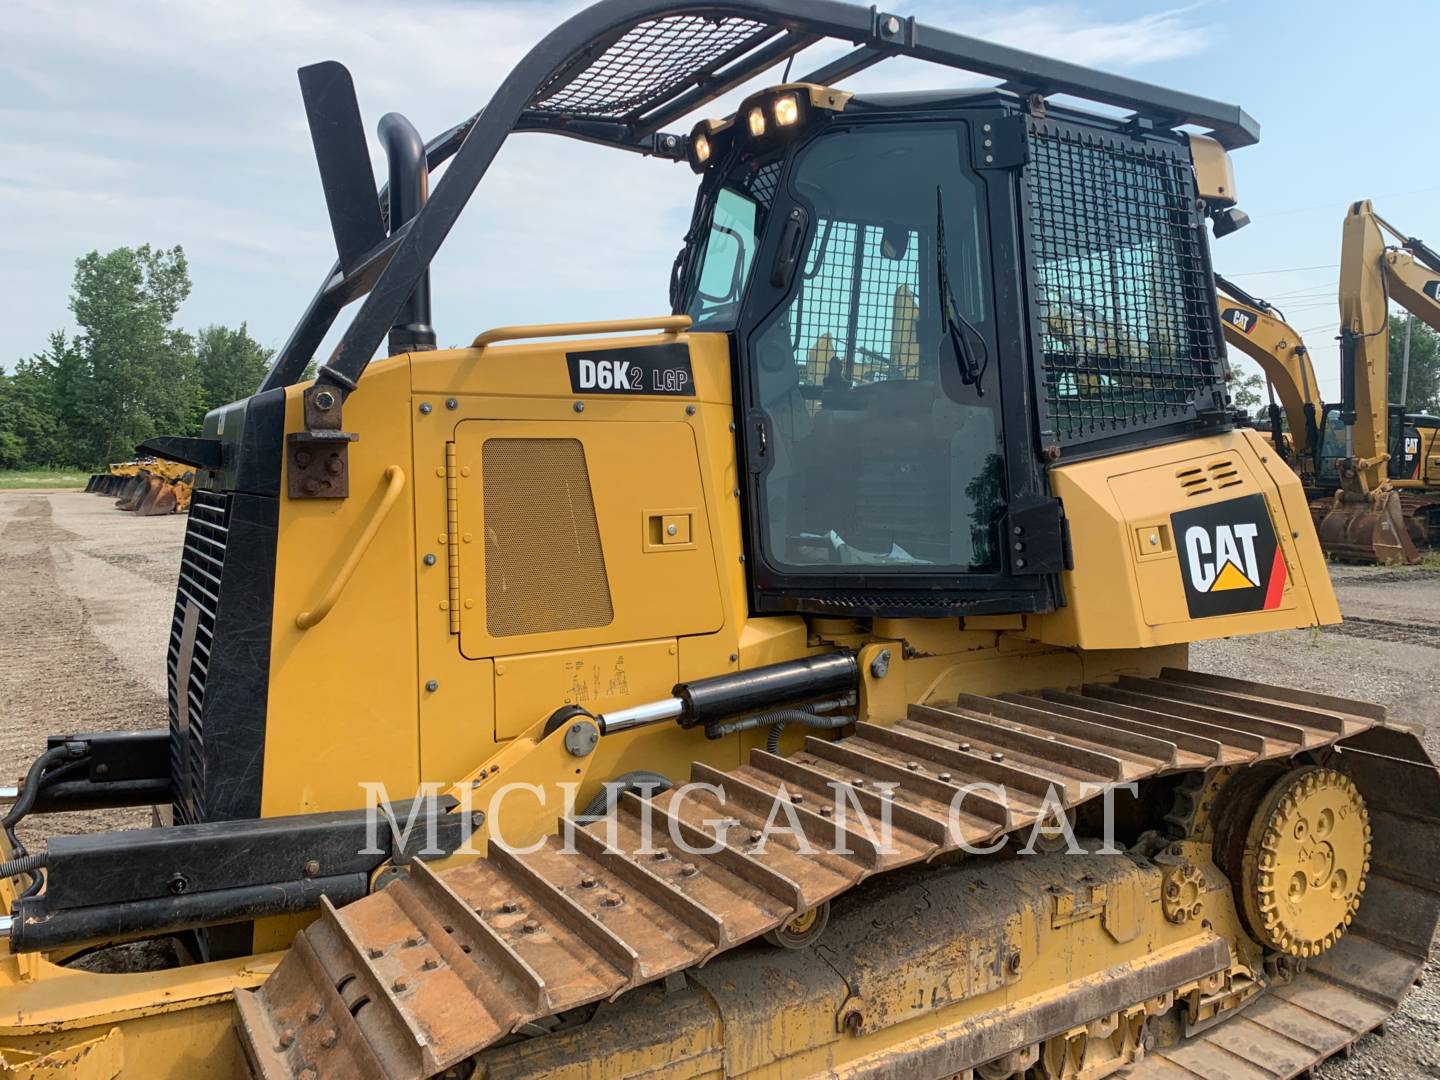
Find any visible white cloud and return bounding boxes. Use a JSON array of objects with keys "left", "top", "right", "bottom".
[{"left": 1, "top": 0, "right": 1216, "bottom": 368}]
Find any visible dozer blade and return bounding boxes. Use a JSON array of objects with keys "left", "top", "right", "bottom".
[
  {"left": 1316, "top": 489, "right": 1421, "bottom": 565},
  {"left": 235, "top": 671, "right": 1438, "bottom": 1080},
  {"left": 136, "top": 480, "right": 178, "bottom": 515}
]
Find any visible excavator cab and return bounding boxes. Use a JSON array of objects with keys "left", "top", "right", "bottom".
[{"left": 1315, "top": 401, "right": 1419, "bottom": 486}]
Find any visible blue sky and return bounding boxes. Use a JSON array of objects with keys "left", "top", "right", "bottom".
[{"left": 3, "top": 0, "right": 1437, "bottom": 401}]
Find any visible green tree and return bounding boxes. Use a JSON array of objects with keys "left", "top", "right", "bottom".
[
  {"left": 1230, "top": 367, "right": 1265, "bottom": 411},
  {"left": 0, "top": 333, "right": 76, "bottom": 467},
  {"left": 195, "top": 323, "right": 273, "bottom": 413},
  {"left": 1388, "top": 313, "right": 1440, "bottom": 413},
  {"left": 69, "top": 244, "right": 198, "bottom": 464}
]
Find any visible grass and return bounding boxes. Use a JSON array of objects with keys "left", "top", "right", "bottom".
[{"left": 0, "top": 469, "right": 92, "bottom": 490}]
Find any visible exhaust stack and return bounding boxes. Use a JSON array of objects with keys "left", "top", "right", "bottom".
[{"left": 378, "top": 112, "right": 435, "bottom": 355}]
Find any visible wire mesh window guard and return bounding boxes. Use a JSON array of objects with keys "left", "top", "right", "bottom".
[{"left": 1026, "top": 121, "right": 1223, "bottom": 444}]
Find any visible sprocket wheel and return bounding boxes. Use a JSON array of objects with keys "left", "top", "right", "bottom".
[{"left": 1240, "top": 766, "right": 1371, "bottom": 959}]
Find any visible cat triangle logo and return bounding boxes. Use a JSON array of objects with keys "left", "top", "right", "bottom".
[
  {"left": 1210, "top": 559, "right": 1259, "bottom": 591},
  {"left": 1171, "top": 494, "right": 1286, "bottom": 618},
  {"left": 1184, "top": 522, "right": 1261, "bottom": 594}
]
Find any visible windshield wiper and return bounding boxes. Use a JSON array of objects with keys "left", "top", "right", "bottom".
[{"left": 936, "top": 187, "right": 988, "bottom": 396}]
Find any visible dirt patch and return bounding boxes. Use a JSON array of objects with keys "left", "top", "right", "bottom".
[{"left": 0, "top": 492, "right": 183, "bottom": 843}]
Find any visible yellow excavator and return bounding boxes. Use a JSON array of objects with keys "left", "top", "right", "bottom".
[
  {"left": 1215, "top": 273, "right": 1324, "bottom": 485},
  {"left": 4, "top": 5, "right": 1437, "bottom": 1079},
  {"left": 1218, "top": 203, "right": 1440, "bottom": 563},
  {"left": 1313, "top": 200, "right": 1440, "bottom": 561}
]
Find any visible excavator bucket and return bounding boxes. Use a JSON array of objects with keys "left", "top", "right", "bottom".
[{"left": 1317, "top": 488, "right": 1421, "bottom": 564}]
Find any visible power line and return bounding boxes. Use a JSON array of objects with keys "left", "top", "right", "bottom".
[{"left": 1224, "top": 263, "right": 1339, "bottom": 277}]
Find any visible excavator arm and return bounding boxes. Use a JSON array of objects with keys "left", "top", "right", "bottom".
[
  {"left": 1336, "top": 202, "right": 1440, "bottom": 484},
  {"left": 1316, "top": 200, "right": 1440, "bottom": 563},
  {"left": 1380, "top": 238, "right": 1440, "bottom": 334},
  {"left": 1216, "top": 274, "right": 1322, "bottom": 470},
  {"left": 1337, "top": 200, "right": 1393, "bottom": 490}
]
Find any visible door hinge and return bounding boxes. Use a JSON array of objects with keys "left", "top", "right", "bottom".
[
  {"left": 1005, "top": 497, "right": 1069, "bottom": 575},
  {"left": 972, "top": 114, "right": 1027, "bottom": 171},
  {"left": 445, "top": 442, "right": 461, "bottom": 634}
]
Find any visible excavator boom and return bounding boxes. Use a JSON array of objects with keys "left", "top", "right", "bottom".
[{"left": 1216, "top": 273, "right": 1322, "bottom": 469}]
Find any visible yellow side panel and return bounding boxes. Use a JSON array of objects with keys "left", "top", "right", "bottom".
[
  {"left": 453, "top": 419, "right": 723, "bottom": 658},
  {"left": 1030, "top": 429, "right": 1338, "bottom": 650},
  {"left": 262, "top": 360, "right": 420, "bottom": 816},
  {"left": 493, "top": 639, "right": 678, "bottom": 741}
]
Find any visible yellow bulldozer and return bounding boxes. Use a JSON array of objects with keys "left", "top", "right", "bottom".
[{"left": 3, "top": 4, "right": 1436, "bottom": 1079}]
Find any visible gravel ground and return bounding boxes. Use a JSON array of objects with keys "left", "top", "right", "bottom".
[
  {"left": 2, "top": 490, "right": 1437, "bottom": 1075},
  {"left": 0, "top": 491, "right": 183, "bottom": 844}
]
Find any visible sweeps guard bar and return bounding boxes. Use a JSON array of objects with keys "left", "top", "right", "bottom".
[{"left": 261, "top": 0, "right": 1259, "bottom": 401}]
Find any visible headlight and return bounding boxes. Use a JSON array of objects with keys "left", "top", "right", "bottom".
[
  {"left": 773, "top": 93, "right": 800, "bottom": 127},
  {"left": 693, "top": 133, "right": 711, "bottom": 163},
  {"left": 747, "top": 107, "right": 766, "bottom": 138}
]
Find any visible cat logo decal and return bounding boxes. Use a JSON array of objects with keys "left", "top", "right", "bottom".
[{"left": 1172, "top": 494, "right": 1286, "bottom": 618}]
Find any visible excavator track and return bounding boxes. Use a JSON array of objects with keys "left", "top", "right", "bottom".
[{"left": 236, "top": 669, "right": 1440, "bottom": 1079}]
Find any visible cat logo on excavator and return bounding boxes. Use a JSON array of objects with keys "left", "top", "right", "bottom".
[
  {"left": 1219, "top": 306, "right": 1257, "bottom": 334},
  {"left": 1173, "top": 493, "right": 1286, "bottom": 617}
]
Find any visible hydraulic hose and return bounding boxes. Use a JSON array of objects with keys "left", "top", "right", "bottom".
[
  {"left": 578, "top": 771, "right": 674, "bottom": 822},
  {"left": 3, "top": 744, "right": 86, "bottom": 897},
  {"left": 0, "top": 854, "right": 46, "bottom": 879},
  {"left": 704, "top": 707, "right": 855, "bottom": 754}
]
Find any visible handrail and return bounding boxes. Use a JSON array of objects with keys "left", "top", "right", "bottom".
[
  {"left": 296, "top": 465, "right": 407, "bottom": 630},
  {"left": 470, "top": 315, "right": 691, "bottom": 350}
]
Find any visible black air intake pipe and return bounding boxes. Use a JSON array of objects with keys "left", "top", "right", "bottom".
[{"left": 378, "top": 112, "right": 436, "bottom": 355}]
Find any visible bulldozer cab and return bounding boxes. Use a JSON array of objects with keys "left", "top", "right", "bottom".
[
  {"left": 671, "top": 84, "right": 1241, "bottom": 613},
  {"left": 677, "top": 112, "right": 1006, "bottom": 577}
]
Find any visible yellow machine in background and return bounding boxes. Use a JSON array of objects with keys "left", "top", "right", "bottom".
[
  {"left": 1315, "top": 200, "right": 1440, "bottom": 561},
  {"left": 1216, "top": 273, "right": 1324, "bottom": 484},
  {"left": 1218, "top": 203, "right": 1440, "bottom": 563},
  {"left": 85, "top": 458, "right": 194, "bottom": 515},
  {"left": 3, "top": 5, "right": 1436, "bottom": 1080}
]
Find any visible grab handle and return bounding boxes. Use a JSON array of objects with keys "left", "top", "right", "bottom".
[
  {"left": 296, "top": 465, "right": 406, "bottom": 630},
  {"left": 470, "top": 315, "right": 691, "bottom": 350}
]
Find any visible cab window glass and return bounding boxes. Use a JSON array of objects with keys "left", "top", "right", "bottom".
[{"left": 747, "top": 125, "right": 1004, "bottom": 572}]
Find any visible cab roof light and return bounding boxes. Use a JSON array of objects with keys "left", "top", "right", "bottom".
[{"left": 773, "top": 92, "right": 800, "bottom": 127}]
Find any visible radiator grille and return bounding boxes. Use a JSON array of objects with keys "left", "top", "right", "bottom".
[
  {"left": 167, "top": 489, "right": 227, "bottom": 824},
  {"left": 483, "top": 439, "right": 613, "bottom": 638},
  {"left": 1027, "top": 121, "right": 1223, "bottom": 444}
]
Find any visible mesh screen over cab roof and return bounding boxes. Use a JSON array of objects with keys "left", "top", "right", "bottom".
[{"left": 529, "top": 15, "right": 774, "bottom": 119}]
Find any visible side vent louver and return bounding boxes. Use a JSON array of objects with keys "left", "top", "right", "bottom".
[
  {"left": 1176, "top": 459, "right": 1243, "bottom": 497},
  {"left": 1209, "top": 459, "right": 1243, "bottom": 489}
]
